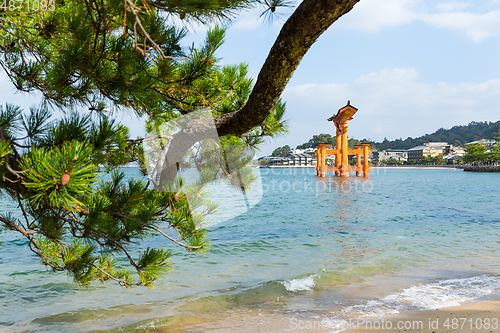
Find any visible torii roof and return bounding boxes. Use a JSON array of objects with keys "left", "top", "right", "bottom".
[{"left": 327, "top": 101, "right": 358, "bottom": 123}]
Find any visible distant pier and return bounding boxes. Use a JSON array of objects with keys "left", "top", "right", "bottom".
[{"left": 464, "top": 165, "right": 500, "bottom": 172}]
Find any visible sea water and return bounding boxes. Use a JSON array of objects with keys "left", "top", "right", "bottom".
[{"left": 1, "top": 167, "right": 500, "bottom": 331}]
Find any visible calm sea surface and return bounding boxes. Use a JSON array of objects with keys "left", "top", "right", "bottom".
[{"left": 1, "top": 167, "right": 500, "bottom": 331}]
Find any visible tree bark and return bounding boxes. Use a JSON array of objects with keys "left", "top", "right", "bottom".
[
  {"left": 214, "top": 0, "right": 360, "bottom": 136},
  {"left": 159, "top": 0, "right": 360, "bottom": 185}
]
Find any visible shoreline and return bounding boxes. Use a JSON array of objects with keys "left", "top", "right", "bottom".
[
  {"left": 150, "top": 299, "right": 500, "bottom": 332},
  {"left": 371, "top": 165, "right": 461, "bottom": 170},
  {"left": 342, "top": 300, "right": 500, "bottom": 333},
  {"left": 259, "top": 165, "right": 462, "bottom": 170}
]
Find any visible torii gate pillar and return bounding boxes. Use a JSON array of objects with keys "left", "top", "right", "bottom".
[{"left": 314, "top": 101, "right": 371, "bottom": 178}]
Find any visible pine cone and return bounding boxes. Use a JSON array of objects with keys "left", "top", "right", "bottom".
[{"left": 61, "top": 174, "right": 70, "bottom": 186}]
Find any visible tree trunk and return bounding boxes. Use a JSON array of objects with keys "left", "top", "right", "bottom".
[
  {"left": 214, "top": 0, "right": 360, "bottom": 136},
  {"left": 160, "top": 0, "right": 360, "bottom": 185}
]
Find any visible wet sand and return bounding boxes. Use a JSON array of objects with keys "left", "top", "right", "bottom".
[
  {"left": 151, "top": 300, "right": 500, "bottom": 332},
  {"left": 371, "top": 166, "right": 460, "bottom": 170},
  {"left": 342, "top": 300, "right": 500, "bottom": 333}
]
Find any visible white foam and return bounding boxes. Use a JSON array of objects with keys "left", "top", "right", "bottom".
[
  {"left": 384, "top": 275, "right": 500, "bottom": 309},
  {"left": 320, "top": 318, "right": 351, "bottom": 332},
  {"left": 343, "top": 300, "right": 403, "bottom": 317},
  {"left": 282, "top": 275, "right": 316, "bottom": 292},
  {"left": 343, "top": 275, "right": 500, "bottom": 318}
]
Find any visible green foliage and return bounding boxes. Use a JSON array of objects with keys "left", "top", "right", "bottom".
[
  {"left": 259, "top": 0, "right": 294, "bottom": 24},
  {"left": 296, "top": 133, "right": 335, "bottom": 149},
  {"left": 0, "top": 104, "right": 22, "bottom": 137},
  {"left": 381, "top": 157, "right": 402, "bottom": 165},
  {"left": 22, "top": 107, "right": 52, "bottom": 144},
  {"left": 137, "top": 248, "right": 173, "bottom": 286},
  {"left": 371, "top": 121, "right": 500, "bottom": 151},
  {"left": 490, "top": 144, "right": 500, "bottom": 161},
  {"left": 297, "top": 120, "right": 500, "bottom": 153},
  {"left": 0, "top": 0, "right": 293, "bottom": 289},
  {"left": 348, "top": 138, "right": 370, "bottom": 149},
  {"left": 434, "top": 153, "right": 445, "bottom": 165},
  {"left": 420, "top": 154, "right": 445, "bottom": 165},
  {"left": 296, "top": 134, "right": 372, "bottom": 150},
  {"left": 463, "top": 143, "right": 487, "bottom": 163},
  {"left": 0, "top": 21, "right": 287, "bottom": 288},
  {"left": 0, "top": 1, "right": 281, "bottom": 118},
  {"left": 0, "top": 139, "right": 11, "bottom": 163},
  {"left": 0, "top": 104, "right": 222, "bottom": 288},
  {"left": 21, "top": 141, "right": 98, "bottom": 210},
  {"left": 271, "top": 145, "right": 290, "bottom": 157}
]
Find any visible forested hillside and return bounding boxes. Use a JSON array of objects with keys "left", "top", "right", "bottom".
[
  {"left": 296, "top": 121, "right": 500, "bottom": 151},
  {"left": 373, "top": 121, "right": 500, "bottom": 150}
]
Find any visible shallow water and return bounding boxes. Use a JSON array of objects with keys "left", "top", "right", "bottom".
[{"left": 1, "top": 167, "right": 500, "bottom": 332}]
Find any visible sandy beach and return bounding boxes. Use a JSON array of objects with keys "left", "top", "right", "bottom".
[
  {"left": 342, "top": 300, "right": 500, "bottom": 333},
  {"left": 5, "top": 168, "right": 500, "bottom": 332},
  {"left": 152, "top": 300, "right": 500, "bottom": 332},
  {"left": 370, "top": 165, "right": 461, "bottom": 170}
]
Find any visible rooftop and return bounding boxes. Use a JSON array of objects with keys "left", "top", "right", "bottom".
[
  {"left": 287, "top": 153, "right": 313, "bottom": 158},
  {"left": 407, "top": 145, "right": 428, "bottom": 151}
]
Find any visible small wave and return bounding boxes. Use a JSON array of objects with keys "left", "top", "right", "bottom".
[
  {"left": 344, "top": 275, "right": 500, "bottom": 317},
  {"left": 282, "top": 275, "right": 317, "bottom": 292},
  {"left": 343, "top": 299, "right": 404, "bottom": 317},
  {"left": 385, "top": 275, "right": 500, "bottom": 309}
]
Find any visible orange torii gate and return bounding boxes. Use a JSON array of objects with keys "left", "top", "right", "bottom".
[{"left": 315, "top": 101, "right": 371, "bottom": 177}]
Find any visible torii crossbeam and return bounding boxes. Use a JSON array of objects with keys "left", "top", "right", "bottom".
[{"left": 315, "top": 101, "right": 371, "bottom": 177}]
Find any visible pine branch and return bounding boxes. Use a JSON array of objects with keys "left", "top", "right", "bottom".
[
  {"left": 143, "top": 224, "right": 203, "bottom": 250},
  {"left": 125, "top": 0, "right": 192, "bottom": 62},
  {"left": 0, "top": 215, "right": 38, "bottom": 238},
  {"left": 92, "top": 263, "right": 137, "bottom": 287}
]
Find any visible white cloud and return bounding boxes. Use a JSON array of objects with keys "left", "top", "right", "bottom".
[
  {"left": 277, "top": 67, "right": 500, "bottom": 152},
  {"left": 421, "top": 8, "right": 500, "bottom": 42},
  {"left": 0, "top": 74, "right": 42, "bottom": 111},
  {"left": 169, "top": 1, "right": 500, "bottom": 43},
  {"left": 435, "top": 1, "right": 470, "bottom": 12},
  {"left": 231, "top": 8, "right": 263, "bottom": 31},
  {"left": 0, "top": 71, "right": 146, "bottom": 138},
  {"left": 230, "top": 6, "right": 293, "bottom": 31},
  {"left": 334, "top": 0, "right": 500, "bottom": 42},
  {"left": 336, "top": 0, "right": 419, "bottom": 33}
]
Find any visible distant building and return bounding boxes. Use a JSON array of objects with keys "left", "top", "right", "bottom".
[
  {"left": 407, "top": 145, "right": 443, "bottom": 160},
  {"left": 441, "top": 146, "right": 465, "bottom": 163},
  {"left": 443, "top": 153, "right": 461, "bottom": 162},
  {"left": 426, "top": 142, "right": 456, "bottom": 154},
  {"left": 424, "top": 142, "right": 449, "bottom": 147},
  {"left": 258, "top": 156, "right": 288, "bottom": 166},
  {"left": 258, "top": 153, "right": 315, "bottom": 167},
  {"left": 286, "top": 153, "right": 315, "bottom": 166},
  {"left": 290, "top": 148, "right": 315, "bottom": 155},
  {"left": 465, "top": 139, "right": 496, "bottom": 149},
  {"left": 452, "top": 146, "right": 466, "bottom": 155},
  {"left": 375, "top": 149, "right": 408, "bottom": 162},
  {"left": 407, "top": 142, "right": 467, "bottom": 161}
]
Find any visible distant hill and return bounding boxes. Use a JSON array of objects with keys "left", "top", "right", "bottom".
[
  {"left": 296, "top": 121, "right": 500, "bottom": 151},
  {"left": 370, "top": 121, "right": 500, "bottom": 151}
]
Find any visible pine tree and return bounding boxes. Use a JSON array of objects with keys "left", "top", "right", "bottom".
[{"left": 0, "top": 0, "right": 360, "bottom": 287}]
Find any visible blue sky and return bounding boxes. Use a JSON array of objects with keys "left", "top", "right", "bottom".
[{"left": 2, "top": 0, "right": 500, "bottom": 157}]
